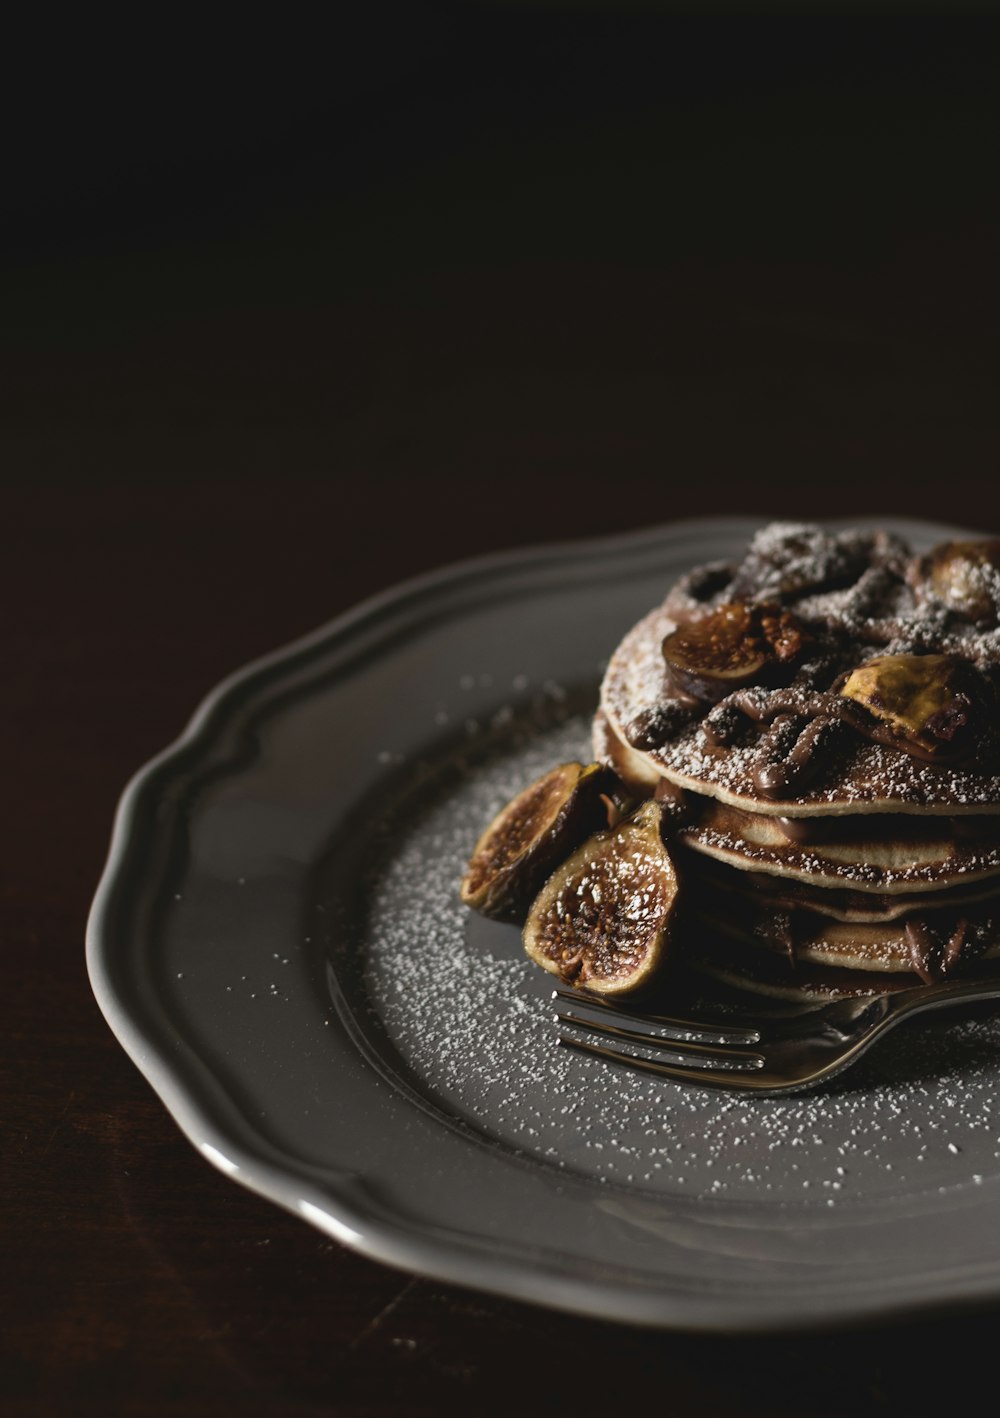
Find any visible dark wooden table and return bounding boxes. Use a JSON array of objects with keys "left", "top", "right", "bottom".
[{"left": 6, "top": 12, "right": 1000, "bottom": 1415}]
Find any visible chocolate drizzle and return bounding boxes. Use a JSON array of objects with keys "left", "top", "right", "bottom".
[
  {"left": 598, "top": 523, "right": 1000, "bottom": 1001},
  {"left": 771, "top": 910, "right": 800, "bottom": 967},
  {"left": 701, "top": 702, "right": 748, "bottom": 749},
  {"left": 753, "top": 713, "right": 806, "bottom": 796},
  {"left": 771, "top": 811, "right": 981, "bottom": 848},
  {"left": 625, "top": 699, "right": 697, "bottom": 750},
  {"left": 752, "top": 713, "right": 848, "bottom": 798},
  {"left": 726, "top": 687, "right": 867, "bottom": 800},
  {"left": 904, "top": 917, "right": 970, "bottom": 984},
  {"left": 647, "top": 525, "right": 1000, "bottom": 801},
  {"left": 715, "top": 673, "right": 988, "bottom": 800}
]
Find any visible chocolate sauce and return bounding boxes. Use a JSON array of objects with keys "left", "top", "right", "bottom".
[
  {"left": 684, "top": 852, "right": 1000, "bottom": 921},
  {"left": 943, "top": 918, "right": 969, "bottom": 973},
  {"left": 771, "top": 910, "right": 799, "bottom": 967},
  {"left": 725, "top": 670, "right": 988, "bottom": 800},
  {"left": 625, "top": 699, "right": 696, "bottom": 750},
  {"left": 702, "top": 702, "right": 746, "bottom": 749},
  {"left": 605, "top": 525, "right": 1000, "bottom": 1000},
  {"left": 771, "top": 811, "right": 993, "bottom": 848},
  {"left": 653, "top": 775, "right": 692, "bottom": 824},
  {"left": 904, "top": 918, "right": 938, "bottom": 984},
  {"left": 904, "top": 915, "right": 973, "bottom": 982},
  {"left": 750, "top": 712, "right": 848, "bottom": 799},
  {"left": 751, "top": 713, "right": 804, "bottom": 796}
]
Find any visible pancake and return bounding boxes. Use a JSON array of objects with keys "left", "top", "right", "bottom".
[
  {"left": 599, "top": 603, "right": 1000, "bottom": 816},
  {"left": 592, "top": 708, "right": 661, "bottom": 797},
  {"left": 682, "top": 931, "right": 1000, "bottom": 1002},
  {"left": 677, "top": 799, "right": 1000, "bottom": 893},
  {"left": 591, "top": 522, "right": 1000, "bottom": 1003},
  {"left": 682, "top": 852, "right": 1000, "bottom": 923},
  {"left": 692, "top": 898, "right": 1000, "bottom": 976}
]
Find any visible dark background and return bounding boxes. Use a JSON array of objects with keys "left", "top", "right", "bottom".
[
  {"left": 6, "top": 6, "right": 1000, "bottom": 1414},
  {"left": 6, "top": 6, "right": 1000, "bottom": 529}
]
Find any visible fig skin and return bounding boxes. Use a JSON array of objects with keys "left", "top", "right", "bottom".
[
  {"left": 919, "top": 539, "right": 1000, "bottom": 623},
  {"left": 662, "top": 601, "right": 807, "bottom": 705},
  {"left": 460, "top": 762, "right": 619, "bottom": 922},
  {"left": 522, "top": 799, "right": 679, "bottom": 995},
  {"left": 839, "top": 653, "right": 980, "bottom": 760}
]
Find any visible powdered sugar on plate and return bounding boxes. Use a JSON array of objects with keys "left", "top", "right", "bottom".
[{"left": 358, "top": 713, "right": 1000, "bottom": 1207}]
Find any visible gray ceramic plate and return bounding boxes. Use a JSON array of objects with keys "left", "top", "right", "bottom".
[{"left": 87, "top": 516, "right": 1000, "bottom": 1332}]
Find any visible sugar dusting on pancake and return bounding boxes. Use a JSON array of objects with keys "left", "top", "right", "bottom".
[
  {"left": 600, "top": 604, "right": 1000, "bottom": 815},
  {"left": 677, "top": 799, "right": 1000, "bottom": 892},
  {"left": 594, "top": 522, "right": 1000, "bottom": 998}
]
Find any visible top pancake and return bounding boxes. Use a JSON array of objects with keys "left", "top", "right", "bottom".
[{"left": 598, "top": 524, "right": 1000, "bottom": 817}]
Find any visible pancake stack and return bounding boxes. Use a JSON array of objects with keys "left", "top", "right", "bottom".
[{"left": 595, "top": 522, "right": 1000, "bottom": 999}]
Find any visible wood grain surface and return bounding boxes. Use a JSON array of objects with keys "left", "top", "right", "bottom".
[{"left": 4, "top": 10, "right": 1000, "bottom": 1414}]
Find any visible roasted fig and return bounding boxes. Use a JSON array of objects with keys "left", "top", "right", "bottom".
[
  {"left": 460, "top": 761, "right": 618, "bottom": 922},
  {"left": 662, "top": 601, "right": 807, "bottom": 704},
  {"left": 522, "top": 799, "right": 679, "bottom": 995},
  {"left": 839, "top": 653, "right": 980, "bottom": 760},
  {"left": 922, "top": 539, "right": 1000, "bottom": 622}
]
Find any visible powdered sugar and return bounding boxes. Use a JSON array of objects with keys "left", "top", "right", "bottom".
[
  {"left": 685, "top": 825, "right": 1000, "bottom": 887},
  {"left": 603, "top": 522, "right": 1000, "bottom": 812},
  {"left": 359, "top": 714, "right": 1000, "bottom": 1204},
  {"left": 603, "top": 604, "right": 1000, "bottom": 812}
]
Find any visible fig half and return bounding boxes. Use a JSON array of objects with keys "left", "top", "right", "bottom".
[
  {"left": 460, "top": 761, "right": 617, "bottom": 922},
  {"left": 926, "top": 539, "right": 1000, "bottom": 622},
  {"left": 662, "top": 601, "right": 807, "bottom": 704},
  {"left": 523, "top": 799, "right": 679, "bottom": 995}
]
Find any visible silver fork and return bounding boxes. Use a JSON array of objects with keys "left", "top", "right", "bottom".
[{"left": 553, "top": 973, "right": 1000, "bottom": 1095}]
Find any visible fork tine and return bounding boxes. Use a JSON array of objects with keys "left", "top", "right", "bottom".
[
  {"left": 554, "top": 1007, "right": 766, "bottom": 1065},
  {"left": 551, "top": 985, "right": 761, "bottom": 1046},
  {"left": 558, "top": 1034, "right": 766, "bottom": 1076},
  {"left": 556, "top": 968, "right": 1000, "bottom": 1094}
]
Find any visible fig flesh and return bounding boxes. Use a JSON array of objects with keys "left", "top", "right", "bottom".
[
  {"left": 460, "top": 761, "right": 617, "bottom": 922},
  {"left": 523, "top": 799, "right": 679, "bottom": 995},
  {"left": 839, "top": 653, "right": 979, "bottom": 760},
  {"left": 662, "top": 601, "right": 807, "bottom": 704}
]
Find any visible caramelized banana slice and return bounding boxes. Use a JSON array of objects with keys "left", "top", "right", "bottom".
[
  {"left": 522, "top": 800, "right": 679, "bottom": 995},
  {"left": 662, "top": 601, "right": 806, "bottom": 704},
  {"left": 839, "top": 653, "right": 979, "bottom": 760},
  {"left": 460, "top": 762, "right": 618, "bottom": 922}
]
